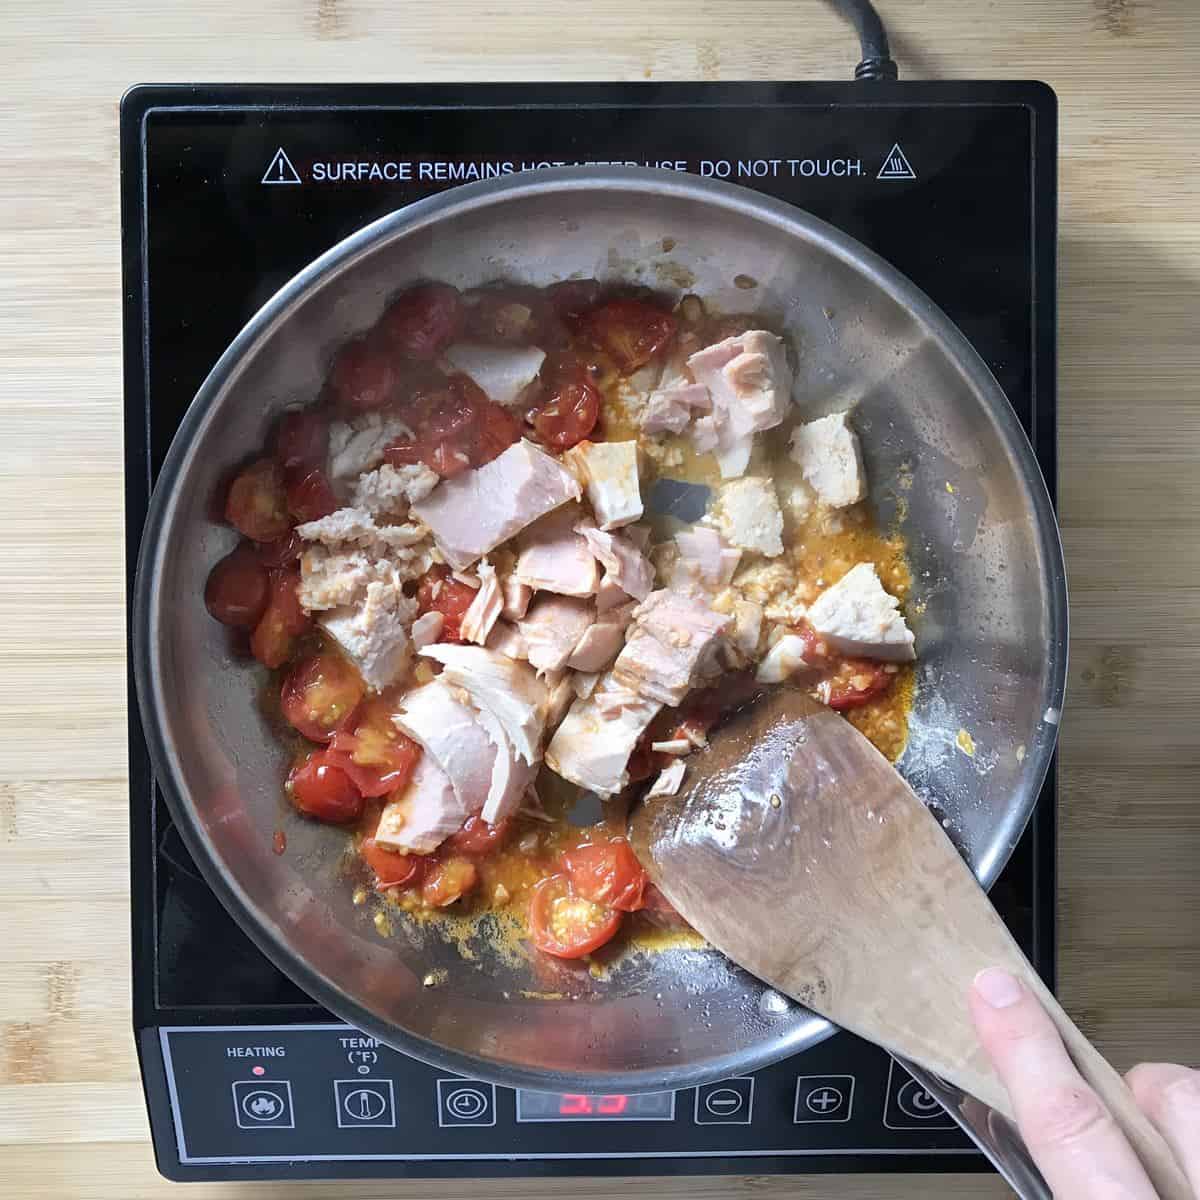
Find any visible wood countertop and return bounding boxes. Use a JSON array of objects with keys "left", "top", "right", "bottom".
[{"left": 2, "top": 1, "right": 1198, "bottom": 1195}]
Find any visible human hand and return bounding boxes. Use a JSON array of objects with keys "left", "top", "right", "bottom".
[{"left": 970, "top": 967, "right": 1199, "bottom": 1198}]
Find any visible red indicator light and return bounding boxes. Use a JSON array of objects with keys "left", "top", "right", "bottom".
[
  {"left": 252, "top": 1065, "right": 266, "bottom": 1076},
  {"left": 557, "top": 1093, "right": 629, "bottom": 1115}
]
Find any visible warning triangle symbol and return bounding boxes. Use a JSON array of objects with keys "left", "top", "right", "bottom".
[
  {"left": 261, "top": 147, "right": 302, "bottom": 186},
  {"left": 877, "top": 143, "right": 916, "bottom": 181}
]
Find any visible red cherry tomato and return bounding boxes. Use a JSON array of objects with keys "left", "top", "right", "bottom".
[
  {"left": 256, "top": 530, "right": 304, "bottom": 568},
  {"left": 377, "top": 283, "right": 463, "bottom": 360},
  {"left": 285, "top": 467, "right": 338, "bottom": 523},
  {"left": 582, "top": 299, "right": 677, "bottom": 373},
  {"left": 414, "top": 565, "right": 478, "bottom": 643},
  {"left": 446, "top": 814, "right": 512, "bottom": 857},
  {"left": 274, "top": 408, "right": 329, "bottom": 471},
  {"left": 562, "top": 839, "right": 647, "bottom": 912},
  {"left": 384, "top": 375, "right": 515, "bottom": 479},
  {"left": 421, "top": 856, "right": 479, "bottom": 907},
  {"left": 530, "top": 874, "right": 623, "bottom": 959},
  {"left": 544, "top": 279, "right": 602, "bottom": 327},
  {"left": 250, "top": 568, "right": 311, "bottom": 669},
  {"left": 288, "top": 750, "right": 363, "bottom": 824},
  {"left": 360, "top": 837, "right": 424, "bottom": 889},
  {"left": 280, "top": 651, "right": 365, "bottom": 742},
  {"left": 326, "top": 698, "right": 422, "bottom": 798},
  {"left": 530, "top": 371, "right": 599, "bottom": 450},
  {"left": 225, "top": 458, "right": 291, "bottom": 542},
  {"left": 638, "top": 882, "right": 688, "bottom": 929},
  {"left": 329, "top": 338, "right": 399, "bottom": 413},
  {"left": 472, "top": 397, "right": 521, "bottom": 466},
  {"left": 826, "top": 660, "right": 893, "bottom": 711},
  {"left": 204, "top": 544, "right": 269, "bottom": 629},
  {"left": 463, "top": 288, "right": 542, "bottom": 345}
]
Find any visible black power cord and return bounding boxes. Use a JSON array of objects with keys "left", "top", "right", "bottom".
[{"left": 827, "top": 0, "right": 899, "bottom": 81}]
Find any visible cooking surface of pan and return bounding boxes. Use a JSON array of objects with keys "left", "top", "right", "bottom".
[{"left": 133, "top": 168, "right": 1067, "bottom": 1092}]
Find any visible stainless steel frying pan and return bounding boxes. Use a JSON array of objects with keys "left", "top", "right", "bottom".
[{"left": 133, "top": 167, "right": 1067, "bottom": 1097}]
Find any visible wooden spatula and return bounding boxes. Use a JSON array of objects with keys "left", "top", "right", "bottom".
[{"left": 627, "top": 687, "right": 1189, "bottom": 1200}]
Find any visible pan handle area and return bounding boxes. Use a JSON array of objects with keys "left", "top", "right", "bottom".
[{"left": 898, "top": 1058, "right": 1052, "bottom": 1200}]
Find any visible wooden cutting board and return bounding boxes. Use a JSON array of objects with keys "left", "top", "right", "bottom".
[{"left": 2, "top": 2, "right": 1199, "bottom": 1197}]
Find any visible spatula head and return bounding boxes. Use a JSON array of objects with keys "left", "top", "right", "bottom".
[{"left": 627, "top": 685, "right": 1020, "bottom": 1117}]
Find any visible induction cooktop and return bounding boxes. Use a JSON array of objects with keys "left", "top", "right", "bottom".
[{"left": 121, "top": 79, "right": 1057, "bottom": 1182}]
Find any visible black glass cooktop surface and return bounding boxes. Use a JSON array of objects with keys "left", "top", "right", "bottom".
[{"left": 122, "top": 80, "right": 1056, "bottom": 1181}]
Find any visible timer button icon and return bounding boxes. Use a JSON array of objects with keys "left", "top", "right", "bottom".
[{"left": 436, "top": 1078, "right": 497, "bottom": 1127}]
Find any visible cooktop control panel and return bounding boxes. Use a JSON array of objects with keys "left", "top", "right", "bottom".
[{"left": 159, "top": 1025, "right": 970, "bottom": 1166}]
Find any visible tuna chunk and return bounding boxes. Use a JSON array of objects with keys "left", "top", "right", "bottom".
[
  {"left": 545, "top": 675, "right": 663, "bottom": 796},
  {"left": 328, "top": 412, "right": 415, "bottom": 485},
  {"left": 672, "top": 527, "right": 741, "bottom": 589},
  {"left": 755, "top": 632, "right": 819, "bottom": 683},
  {"left": 297, "top": 508, "right": 428, "bottom": 553},
  {"left": 578, "top": 526, "right": 655, "bottom": 601},
  {"left": 642, "top": 381, "right": 711, "bottom": 435},
  {"left": 418, "top": 644, "right": 547, "bottom": 764},
  {"left": 375, "top": 755, "right": 466, "bottom": 855},
  {"left": 806, "top": 562, "right": 915, "bottom": 661},
  {"left": 564, "top": 440, "right": 643, "bottom": 530},
  {"left": 393, "top": 681, "right": 496, "bottom": 822},
  {"left": 468, "top": 699, "right": 535, "bottom": 826},
  {"left": 707, "top": 477, "right": 785, "bottom": 558},
  {"left": 410, "top": 611, "right": 445, "bottom": 649},
  {"left": 515, "top": 505, "right": 599, "bottom": 597},
  {"left": 566, "top": 600, "right": 636, "bottom": 672},
  {"left": 646, "top": 759, "right": 687, "bottom": 798},
  {"left": 442, "top": 343, "right": 546, "bottom": 408},
  {"left": 502, "top": 575, "right": 533, "bottom": 620},
  {"left": 612, "top": 588, "right": 732, "bottom": 705},
  {"left": 687, "top": 330, "right": 793, "bottom": 478},
  {"left": 519, "top": 594, "right": 596, "bottom": 675},
  {"left": 319, "top": 579, "right": 418, "bottom": 691},
  {"left": 411, "top": 439, "right": 581, "bottom": 569},
  {"left": 351, "top": 463, "right": 439, "bottom": 515},
  {"left": 460, "top": 559, "right": 503, "bottom": 645},
  {"left": 788, "top": 411, "right": 867, "bottom": 509},
  {"left": 486, "top": 620, "right": 529, "bottom": 661}
]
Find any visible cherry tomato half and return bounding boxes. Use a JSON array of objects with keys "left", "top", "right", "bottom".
[
  {"left": 225, "top": 458, "right": 291, "bottom": 542},
  {"left": 274, "top": 408, "right": 329, "bottom": 471},
  {"left": 562, "top": 839, "right": 647, "bottom": 912},
  {"left": 280, "top": 651, "right": 365, "bottom": 742},
  {"left": 530, "top": 370, "right": 600, "bottom": 450},
  {"left": 529, "top": 873, "right": 623, "bottom": 959},
  {"left": 581, "top": 299, "right": 677, "bottom": 374},
  {"left": 288, "top": 750, "right": 363, "bottom": 824},
  {"left": 414, "top": 565, "right": 478, "bottom": 643},
  {"left": 329, "top": 338, "right": 399, "bottom": 413},
  {"left": 255, "top": 529, "right": 304, "bottom": 568},
  {"left": 360, "top": 837, "right": 424, "bottom": 889},
  {"left": 285, "top": 466, "right": 338, "bottom": 523},
  {"left": 421, "top": 856, "right": 479, "bottom": 907},
  {"left": 826, "top": 660, "right": 893, "bottom": 711},
  {"left": 326, "top": 698, "right": 422, "bottom": 798},
  {"left": 250, "top": 568, "right": 310, "bottom": 669},
  {"left": 204, "top": 543, "right": 269, "bottom": 629},
  {"left": 446, "top": 814, "right": 512, "bottom": 857},
  {"left": 638, "top": 882, "right": 688, "bottom": 929},
  {"left": 377, "top": 282, "right": 464, "bottom": 360}
]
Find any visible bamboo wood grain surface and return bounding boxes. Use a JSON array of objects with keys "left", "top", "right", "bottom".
[{"left": 1, "top": 1, "right": 1198, "bottom": 1196}]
